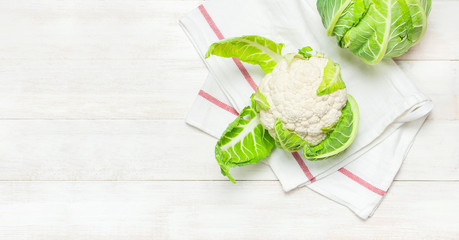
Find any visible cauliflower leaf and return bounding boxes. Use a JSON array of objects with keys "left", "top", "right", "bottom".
[
  {"left": 303, "top": 94, "right": 359, "bottom": 160},
  {"left": 205, "top": 35, "right": 284, "bottom": 73},
  {"left": 298, "top": 46, "right": 313, "bottom": 58},
  {"left": 317, "top": 59, "right": 346, "bottom": 96},
  {"left": 250, "top": 90, "right": 270, "bottom": 112},
  {"left": 273, "top": 118, "right": 310, "bottom": 152},
  {"left": 215, "top": 106, "right": 275, "bottom": 183}
]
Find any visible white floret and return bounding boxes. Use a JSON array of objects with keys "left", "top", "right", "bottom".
[{"left": 259, "top": 57, "right": 348, "bottom": 145}]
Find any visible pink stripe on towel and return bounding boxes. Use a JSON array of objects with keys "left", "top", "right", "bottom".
[
  {"left": 198, "top": 90, "right": 239, "bottom": 116},
  {"left": 338, "top": 168, "right": 387, "bottom": 196},
  {"left": 198, "top": 4, "right": 258, "bottom": 92},
  {"left": 291, "top": 152, "right": 316, "bottom": 183}
]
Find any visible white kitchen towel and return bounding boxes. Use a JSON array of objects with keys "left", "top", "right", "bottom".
[{"left": 179, "top": 0, "right": 433, "bottom": 219}]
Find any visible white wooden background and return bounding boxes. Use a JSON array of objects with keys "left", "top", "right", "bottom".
[{"left": 0, "top": 0, "right": 457, "bottom": 239}]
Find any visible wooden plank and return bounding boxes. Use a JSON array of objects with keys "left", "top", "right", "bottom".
[
  {"left": 0, "top": 60, "right": 455, "bottom": 120},
  {"left": 0, "top": 0, "right": 455, "bottom": 61},
  {"left": 0, "top": 59, "right": 207, "bottom": 120},
  {"left": 0, "top": 119, "right": 456, "bottom": 181},
  {"left": 398, "top": 119, "right": 459, "bottom": 180},
  {"left": 0, "top": 181, "right": 456, "bottom": 239},
  {"left": 0, "top": 0, "right": 203, "bottom": 61}
]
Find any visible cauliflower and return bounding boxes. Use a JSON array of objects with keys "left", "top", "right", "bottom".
[
  {"left": 206, "top": 35, "right": 359, "bottom": 182},
  {"left": 259, "top": 57, "right": 348, "bottom": 145}
]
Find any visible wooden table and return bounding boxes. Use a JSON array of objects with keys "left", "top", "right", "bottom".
[{"left": 0, "top": 0, "right": 457, "bottom": 239}]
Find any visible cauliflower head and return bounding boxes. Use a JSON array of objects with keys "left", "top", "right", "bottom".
[{"left": 259, "top": 56, "right": 347, "bottom": 146}]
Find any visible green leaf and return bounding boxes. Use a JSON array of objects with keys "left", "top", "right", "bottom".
[
  {"left": 317, "top": 0, "right": 432, "bottom": 64},
  {"left": 272, "top": 118, "right": 310, "bottom": 152},
  {"left": 250, "top": 90, "right": 270, "bottom": 112},
  {"left": 320, "top": 0, "right": 366, "bottom": 47},
  {"left": 317, "top": 0, "right": 356, "bottom": 37},
  {"left": 284, "top": 53, "right": 306, "bottom": 64},
  {"left": 303, "top": 94, "right": 359, "bottom": 160},
  {"left": 215, "top": 106, "right": 275, "bottom": 183},
  {"left": 321, "top": 124, "right": 335, "bottom": 134},
  {"left": 285, "top": 46, "right": 321, "bottom": 65},
  {"left": 298, "top": 46, "right": 313, "bottom": 58},
  {"left": 399, "top": 0, "right": 431, "bottom": 45},
  {"left": 205, "top": 35, "right": 284, "bottom": 73},
  {"left": 317, "top": 59, "right": 346, "bottom": 96}
]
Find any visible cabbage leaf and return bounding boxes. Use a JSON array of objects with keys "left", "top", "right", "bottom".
[{"left": 317, "top": 0, "right": 432, "bottom": 64}]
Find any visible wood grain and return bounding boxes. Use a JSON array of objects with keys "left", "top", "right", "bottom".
[
  {"left": 0, "top": 119, "right": 456, "bottom": 181},
  {"left": 0, "top": 59, "right": 206, "bottom": 119},
  {"left": 0, "top": 60, "right": 455, "bottom": 120},
  {"left": 0, "top": 181, "right": 457, "bottom": 240}
]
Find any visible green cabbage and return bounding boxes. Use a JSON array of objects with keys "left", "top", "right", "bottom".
[{"left": 317, "top": 0, "right": 432, "bottom": 64}]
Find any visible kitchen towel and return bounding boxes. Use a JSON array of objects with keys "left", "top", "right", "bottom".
[{"left": 179, "top": 0, "right": 433, "bottom": 219}]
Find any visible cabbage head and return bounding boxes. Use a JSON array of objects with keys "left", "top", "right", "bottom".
[{"left": 317, "top": 0, "right": 432, "bottom": 64}]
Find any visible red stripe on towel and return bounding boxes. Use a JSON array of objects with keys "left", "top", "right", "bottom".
[
  {"left": 231, "top": 58, "right": 258, "bottom": 92},
  {"left": 292, "top": 152, "right": 316, "bottom": 183},
  {"left": 198, "top": 5, "right": 224, "bottom": 40},
  {"left": 198, "top": 90, "right": 239, "bottom": 116},
  {"left": 198, "top": 4, "right": 258, "bottom": 92},
  {"left": 338, "top": 168, "right": 386, "bottom": 196}
]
